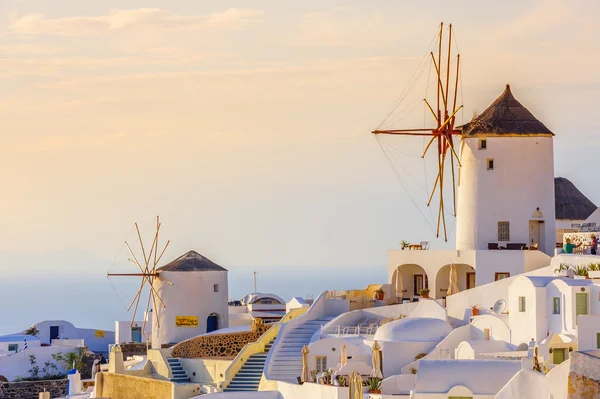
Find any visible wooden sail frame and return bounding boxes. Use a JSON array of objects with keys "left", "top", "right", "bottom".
[
  {"left": 107, "top": 216, "right": 172, "bottom": 332},
  {"left": 373, "top": 22, "right": 462, "bottom": 242}
]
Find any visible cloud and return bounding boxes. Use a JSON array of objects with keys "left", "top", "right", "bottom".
[{"left": 9, "top": 8, "right": 264, "bottom": 36}]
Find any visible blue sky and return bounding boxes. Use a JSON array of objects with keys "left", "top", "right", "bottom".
[{"left": 0, "top": 0, "right": 598, "bottom": 332}]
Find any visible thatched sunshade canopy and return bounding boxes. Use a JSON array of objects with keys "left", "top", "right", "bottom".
[
  {"left": 460, "top": 84, "right": 553, "bottom": 137},
  {"left": 554, "top": 177, "right": 598, "bottom": 221}
]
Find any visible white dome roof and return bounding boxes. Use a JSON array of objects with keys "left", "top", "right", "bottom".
[{"left": 374, "top": 317, "right": 452, "bottom": 342}]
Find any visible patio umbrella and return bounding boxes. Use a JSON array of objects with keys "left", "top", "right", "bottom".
[
  {"left": 395, "top": 268, "right": 404, "bottom": 302},
  {"left": 301, "top": 345, "right": 311, "bottom": 383},
  {"left": 370, "top": 341, "right": 383, "bottom": 379},
  {"left": 340, "top": 344, "right": 347, "bottom": 367},
  {"left": 447, "top": 263, "right": 459, "bottom": 296},
  {"left": 349, "top": 370, "right": 363, "bottom": 399}
]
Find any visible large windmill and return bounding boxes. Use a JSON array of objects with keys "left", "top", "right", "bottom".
[
  {"left": 373, "top": 22, "right": 462, "bottom": 242},
  {"left": 107, "top": 216, "right": 172, "bottom": 334}
]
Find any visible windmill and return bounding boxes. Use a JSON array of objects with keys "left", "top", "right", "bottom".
[
  {"left": 107, "top": 216, "right": 173, "bottom": 333},
  {"left": 373, "top": 22, "right": 462, "bottom": 242}
]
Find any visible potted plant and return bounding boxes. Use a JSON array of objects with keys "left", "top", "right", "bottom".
[
  {"left": 471, "top": 305, "right": 480, "bottom": 316},
  {"left": 419, "top": 288, "right": 430, "bottom": 299},
  {"left": 571, "top": 265, "right": 588, "bottom": 279},
  {"left": 367, "top": 377, "right": 382, "bottom": 394},
  {"left": 336, "top": 375, "right": 347, "bottom": 387},
  {"left": 554, "top": 263, "right": 571, "bottom": 277},
  {"left": 375, "top": 288, "right": 385, "bottom": 300},
  {"left": 400, "top": 240, "right": 410, "bottom": 250},
  {"left": 588, "top": 263, "right": 600, "bottom": 279}
]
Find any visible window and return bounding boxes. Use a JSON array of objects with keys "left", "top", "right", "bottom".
[
  {"left": 495, "top": 272, "right": 510, "bottom": 281},
  {"left": 315, "top": 356, "right": 327, "bottom": 373},
  {"left": 519, "top": 296, "right": 526, "bottom": 312},
  {"left": 8, "top": 344, "right": 18, "bottom": 352},
  {"left": 486, "top": 158, "right": 494, "bottom": 170},
  {"left": 596, "top": 333, "right": 600, "bottom": 349},
  {"left": 479, "top": 138, "right": 487, "bottom": 150},
  {"left": 213, "top": 284, "right": 219, "bottom": 293},
  {"left": 553, "top": 297, "right": 561, "bottom": 314},
  {"left": 498, "top": 222, "right": 510, "bottom": 241}
]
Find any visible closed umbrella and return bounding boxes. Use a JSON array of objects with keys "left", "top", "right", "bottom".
[
  {"left": 301, "top": 345, "right": 311, "bottom": 383},
  {"left": 340, "top": 344, "right": 347, "bottom": 367},
  {"left": 370, "top": 341, "right": 383, "bottom": 379},
  {"left": 395, "top": 268, "right": 404, "bottom": 303},
  {"left": 447, "top": 264, "right": 459, "bottom": 296},
  {"left": 349, "top": 370, "right": 363, "bottom": 399}
]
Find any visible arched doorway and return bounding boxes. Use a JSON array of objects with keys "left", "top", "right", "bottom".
[
  {"left": 435, "top": 264, "right": 475, "bottom": 300},
  {"left": 392, "top": 264, "right": 429, "bottom": 302},
  {"left": 207, "top": 313, "right": 220, "bottom": 333}
]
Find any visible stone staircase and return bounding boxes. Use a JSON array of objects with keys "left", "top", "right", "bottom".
[
  {"left": 166, "top": 357, "right": 189, "bottom": 383},
  {"left": 224, "top": 339, "right": 275, "bottom": 392},
  {"left": 268, "top": 317, "right": 334, "bottom": 383}
]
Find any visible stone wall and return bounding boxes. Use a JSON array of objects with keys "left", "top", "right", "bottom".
[
  {"left": 568, "top": 351, "right": 600, "bottom": 398},
  {"left": 96, "top": 372, "right": 174, "bottom": 399},
  {"left": 171, "top": 319, "right": 271, "bottom": 359},
  {"left": 0, "top": 379, "right": 67, "bottom": 399},
  {"left": 119, "top": 343, "right": 148, "bottom": 357}
]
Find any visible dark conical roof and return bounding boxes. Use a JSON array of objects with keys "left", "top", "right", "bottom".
[
  {"left": 461, "top": 85, "right": 553, "bottom": 136},
  {"left": 555, "top": 177, "right": 597, "bottom": 220},
  {"left": 157, "top": 250, "right": 227, "bottom": 272}
]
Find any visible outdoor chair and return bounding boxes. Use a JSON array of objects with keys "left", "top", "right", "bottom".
[
  {"left": 529, "top": 243, "right": 539, "bottom": 250},
  {"left": 488, "top": 243, "right": 499, "bottom": 250},
  {"left": 420, "top": 241, "right": 430, "bottom": 250}
]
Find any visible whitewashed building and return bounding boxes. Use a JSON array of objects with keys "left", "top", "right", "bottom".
[
  {"left": 390, "top": 85, "right": 556, "bottom": 301},
  {"left": 152, "top": 250, "right": 229, "bottom": 348}
]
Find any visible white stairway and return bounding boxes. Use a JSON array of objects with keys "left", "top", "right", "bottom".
[{"left": 268, "top": 317, "right": 334, "bottom": 383}]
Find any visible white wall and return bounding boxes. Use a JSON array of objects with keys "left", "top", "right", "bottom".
[
  {"left": 115, "top": 320, "right": 152, "bottom": 344},
  {"left": 0, "top": 338, "right": 41, "bottom": 353},
  {"left": 577, "top": 315, "right": 600, "bottom": 352},
  {"left": 31, "top": 320, "right": 114, "bottom": 353},
  {"left": 494, "top": 369, "right": 549, "bottom": 399},
  {"left": 199, "top": 391, "right": 281, "bottom": 399},
  {"left": 546, "top": 358, "right": 570, "bottom": 399},
  {"left": 379, "top": 341, "right": 438, "bottom": 376},
  {"left": 179, "top": 358, "right": 232, "bottom": 384},
  {"left": 446, "top": 275, "right": 514, "bottom": 323},
  {"left": 471, "top": 315, "right": 511, "bottom": 343},
  {"left": 0, "top": 346, "right": 72, "bottom": 381},
  {"left": 381, "top": 374, "right": 416, "bottom": 395},
  {"left": 277, "top": 381, "right": 349, "bottom": 399},
  {"left": 508, "top": 277, "right": 547, "bottom": 345},
  {"left": 307, "top": 338, "right": 367, "bottom": 372},
  {"left": 153, "top": 269, "right": 229, "bottom": 348},
  {"left": 456, "top": 136, "right": 556, "bottom": 256}
]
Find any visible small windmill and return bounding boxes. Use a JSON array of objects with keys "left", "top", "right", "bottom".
[
  {"left": 373, "top": 22, "right": 462, "bottom": 242},
  {"left": 107, "top": 216, "right": 173, "bottom": 333}
]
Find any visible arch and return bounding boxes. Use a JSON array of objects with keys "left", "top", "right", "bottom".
[
  {"left": 446, "top": 384, "right": 473, "bottom": 397},
  {"left": 435, "top": 263, "right": 475, "bottom": 299},
  {"left": 206, "top": 313, "right": 220, "bottom": 333},
  {"left": 392, "top": 264, "right": 429, "bottom": 302}
]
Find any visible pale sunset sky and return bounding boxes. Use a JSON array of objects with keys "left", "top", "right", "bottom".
[{"left": 1, "top": 0, "right": 599, "bottom": 332}]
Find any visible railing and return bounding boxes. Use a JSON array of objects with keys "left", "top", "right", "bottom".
[{"left": 220, "top": 307, "right": 308, "bottom": 390}]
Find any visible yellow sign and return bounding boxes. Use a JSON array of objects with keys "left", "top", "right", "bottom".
[
  {"left": 95, "top": 330, "right": 105, "bottom": 338},
  {"left": 175, "top": 316, "right": 198, "bottom": 328}
]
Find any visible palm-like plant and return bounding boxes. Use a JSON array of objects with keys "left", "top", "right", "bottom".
[{"left": 571, "top": 265, "right": 588, "bottom": 277}]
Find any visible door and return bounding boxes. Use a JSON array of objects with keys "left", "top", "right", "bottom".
[
  {"left": 529, "top": 221, "right": 541, "bottom": 246},
  {"left": 206, "top": 314, "right": 219, "bottom": 333},
  {"left": 131, "top": 327, "right": 142, "bottom": 343},
  {"left": 553, "top": 348, "right": 566, "bottom": 364},
  {"left": 466, "top": 272, "right": 476, "bottom": 289},
  {"left": 576, "top": 293, "right": 589, "bottom": 323},
  {"left": 413, "top": 274, "right": 428, "bottom": 296},
  {"left": 50, "top": 326, "right": 60, "bottom": 341}
]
